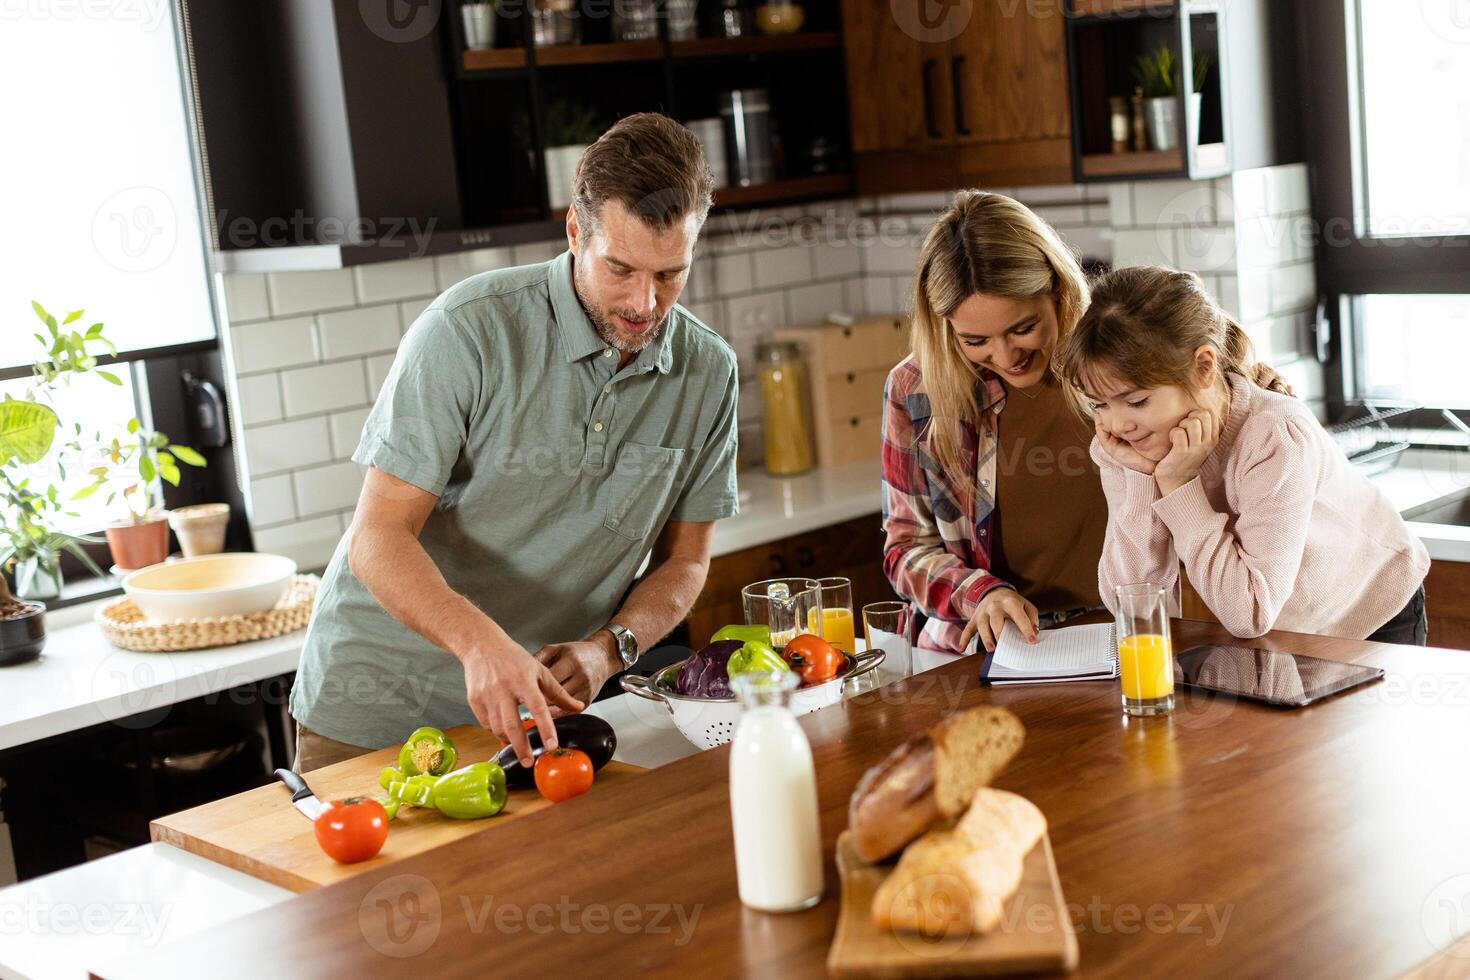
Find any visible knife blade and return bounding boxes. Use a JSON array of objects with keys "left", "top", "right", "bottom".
[{"left": 274, "top": 767, "right": 324, "bottom": 821}]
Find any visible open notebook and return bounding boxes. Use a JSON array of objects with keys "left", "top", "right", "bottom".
[{"left": 976, "top": 621, "right": 1119, "bottom": 685}]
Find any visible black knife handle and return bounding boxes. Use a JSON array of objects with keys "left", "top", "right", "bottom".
[{"left": 274, "top": 767, "right": 314, "bottom": 803}]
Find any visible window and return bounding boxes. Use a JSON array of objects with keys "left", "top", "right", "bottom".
[
  {"left": 1355, "top": 295, "right": 1470, "bottom": 407},
  {"left": 0, "top": 6, "right": 216, "bottom": 369},
  {"left": 1357, "top": 1, "right": 1470, "bottom": 238}
]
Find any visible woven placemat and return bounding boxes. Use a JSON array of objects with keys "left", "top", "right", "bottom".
[{"left": 95, "top": 574, "right": 319, "bottom": 652}]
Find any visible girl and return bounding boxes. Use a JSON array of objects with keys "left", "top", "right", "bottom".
[
  {"left": 1053, "top": 266, "right": 1429, "bottom": 644},
  {"left": 879, "top": 192, "right": 1291, "bottom": 654}
]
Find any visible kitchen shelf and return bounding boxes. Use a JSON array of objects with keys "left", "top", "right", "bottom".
[
  {"left": 532, "top": 40, "right": 664, "bottom": 67},
  {"left": 1070, "top": 0, "right": 1176, "bottom": 16},
  {"left": 1080, "top": 148, "right": 1185, "bottom": 178},
  {"left": 669, "top": 32, "right": 842, "bottom": 59},
  {"left": 461, "top": 47, "right": 529, "bottom": 71},
  {"left": 713, "top": 173, "right": 853, "bottom": 209}
]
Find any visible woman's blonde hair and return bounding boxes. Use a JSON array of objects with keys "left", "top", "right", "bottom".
[
  {"left": 1052, "top": 266, "right": 1256, "bottom": 415},
  {"left": 910, "top": 190, "right": 1090, "bottom": 501}
]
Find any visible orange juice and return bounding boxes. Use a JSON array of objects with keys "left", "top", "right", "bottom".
[
  {"left": 1119, "top": 633, "right": 1173, "bottom": 701},
  {"left": 806, "top": 607, "right": 856, "bottom": 654}
]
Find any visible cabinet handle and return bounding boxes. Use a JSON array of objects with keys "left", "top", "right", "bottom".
[
  {"left": 769, "top": 553, "right": 788, "bottom": 576},
  {"left": 849, "top": 417, "right": 861, "bottom": 428},
  {"left": 922, "top": 59, "right": 941, "bottom": 140},
  {"left": 795, "top": 546, "right": 815, "bottom": 568},
  {"left": 951, "top": 55, "right": 971, "bottom": 137},
  {"left": 846, "top": 372, "right": 856, "bottom": 383}
]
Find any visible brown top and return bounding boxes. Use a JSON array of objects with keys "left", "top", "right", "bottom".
[{"left": 992, "top": 376, "right": 1107, "bottom": 614}]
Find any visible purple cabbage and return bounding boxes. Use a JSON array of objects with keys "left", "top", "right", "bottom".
[{"left": 675, "top": 639, "right": 743, "bottom": 698}]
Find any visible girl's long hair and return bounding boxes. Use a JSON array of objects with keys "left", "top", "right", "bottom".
[{"left": 909, "top": 190, "right": 1089, "bottom": 501}]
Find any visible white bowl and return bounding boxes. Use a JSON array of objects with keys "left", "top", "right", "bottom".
[{"left": 122, "top": 553, "right": 297, "bottom": 622}]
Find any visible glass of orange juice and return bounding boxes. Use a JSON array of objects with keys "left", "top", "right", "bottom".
[
  {"left": 806, "top": 577, "right": 856, "bottom": 654},
  {"left": 1113, "top": 583, "right": 1174, "bottom": 716}
]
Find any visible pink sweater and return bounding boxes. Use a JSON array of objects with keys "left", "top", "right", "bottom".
[{"left": 1095, "top": 373, "right": 1430, "bottom": 640}]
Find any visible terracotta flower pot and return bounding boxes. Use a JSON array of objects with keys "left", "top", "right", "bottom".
[
  {"left": 168, "top": 503, "right": 230, "bottom": 558},
  {"left": 106, "top": 515, "right": 171, "bottom": 571}
]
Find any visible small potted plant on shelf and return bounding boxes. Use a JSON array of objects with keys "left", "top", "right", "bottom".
[
  {"left": 74, "top": 418, "right": 207, "bottom": 572},
  {"left": 0, "top": 479, "right": 105, "bottom": 599},
  {"left": 542, "top": 102, "right": 605, "bottom": 213},
  {"left": 1132, "top": 46, "right": 1212, "bottom": 153}
]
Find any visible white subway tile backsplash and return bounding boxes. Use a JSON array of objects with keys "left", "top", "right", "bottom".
[
  {"left": 267, "top": 269, "right": 356, "bottom": 317},
  {"left": 863, "top": 236, "right": 921, "bottom": 276},
  {"left": 1031, "top": 204, "right": 1090, "bottom": 228},
  {"left": 233, "top": 373, "right": 283, "bottom": 426},
  {"left": 738, "top": 381, "right": 762, "bottom": 425},
  {"left": 1113, "top": 228, "right": 1177, "bottom": 268},
  {"left": 1131, "top": 180, "right": 1219, "bottom": 227},
  {"left": 1236, "top": 268, "right": 1272, "bottom": 323},
  {"left": 398, "top": 299, "right": 431, "bottom": 333},
  {"left": 328, "top": 406, "right": 372, "bottom": 458},
  {"left": 1107, "top": 183, "right": 1135, "bottom": 228},
  {"left": 280, "top": 360, "right": 370, "bottom": 417},
  {"left": 752, "top": 244, "right": 814, "bottom": 289},
  {"left": 434, "top": 246, "right": 514, "bottom": 290},
  {"left": 1214, "top": 274, "right": 1240, "bottom": 319},
  {"left": 1269, "top": 262, "right": 1317, "bottom": 315},
  {"left": 365, "top": 353, "right": 396, "bottom": 399},
  {"left": 248, "top": 474, "right": 296, "bottom": 527},
  {"left": 221, "top": 273, "right": 270, "bottom": 323},
  {"left": 726, "top": 292, "right": 782, "bottom": 376},
  {"left": 712, "top": 251, "right": 754, "bottom": 296},
  {"left": 353, "top": 258, "right": 437, "bottom": 304},
  {"left": 252, "top": 515, "right": 343, "bottom": 571},
  {"left": 318, "top": 304, "right": 402, "bottom": 360},
  {"left": 860, "top": 276, "right": 895, "bottom": 317},
  {"left": 231, "top": 316, "right": 318, "bottom": 374},
  {"left": 1229, "top": 168, "right": 1270, "bottom": 221},
  {"left": 244, "top": 417, "right": 333, "bottom": 475},
  {"left": 292, "top": 460, "right": 365, "bottom": 516},
  {"left": 1265, "top": 164, "right": 1311, "bottom": 215},
  {"left": 786, "top": 281, "right": 847, "bottom": 326},
  {"left": 512, "top": 241, "right": 562, "bottom": 266},
  {"left": 1011, "top": 183, "right": 1086, "bottom": 204},
  {"left": 813, "top": 240, "right": 863, "bottom": 281},
  {"left": 1062, "top": 225, "right": 1112, "bottom": 264},
  {"left": 1175, "top": 224, "right": 1236, "bottom": 274},
  {"left": 1237, "top": 216, "right": 1296, "bottom": 270},
  {"left": 877, "top": 191, "right": 953, "bottom": 213},
  {"left": 682, "top": 299, "right": 727, "bottom": 339}
]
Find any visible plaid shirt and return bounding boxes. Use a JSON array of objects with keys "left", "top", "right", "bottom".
[{"left": 880, "top": 355, "right": 1013, "bottom": 653}]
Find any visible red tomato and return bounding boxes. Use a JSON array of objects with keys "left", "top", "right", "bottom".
[
  {"left": 313, "top": 796, "right": 389, "bottom": 864},
  {"left": 534, "top": 747, "right": 594, "bottom": 803},
  {"left": 782, "top": 633, "right": 844, "bottom": 686}
]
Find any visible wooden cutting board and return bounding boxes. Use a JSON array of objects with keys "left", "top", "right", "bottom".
[
  {"left": 827, "top": 830, "right": 1079, "bottom": 978},
  {"left": 150, "top": 724, "right": 644, "bottom": 893}
]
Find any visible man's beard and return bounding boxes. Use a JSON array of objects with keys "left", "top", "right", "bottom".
[{"left": 574, "top": 261, "right": 666, "bottom": 354}]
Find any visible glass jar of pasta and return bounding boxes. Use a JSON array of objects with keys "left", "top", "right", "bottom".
[{"left": 757, "top": 340, "right": 815, "bottom": 476}]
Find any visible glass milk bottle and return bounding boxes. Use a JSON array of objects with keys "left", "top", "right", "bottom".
[{"left": 729, "top": 671, "right": 824, "bottom": 912}]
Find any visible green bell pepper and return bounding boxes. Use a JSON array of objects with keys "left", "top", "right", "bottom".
[
  {"left": 398, "top": 726, "right": 458, "bottom": 778},
  {"left": 726, "top": 639, "right": 790, "bottom": 677},
  {"left": 388, "top": 762, "right": 508, "bottom": 820},
  {"left": 710, "top": 623, "right": 772, "bottom": 647}
]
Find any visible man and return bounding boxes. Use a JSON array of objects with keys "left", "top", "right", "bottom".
[{"left": 288, "top": 113, "right": 739, "bottom": 770}]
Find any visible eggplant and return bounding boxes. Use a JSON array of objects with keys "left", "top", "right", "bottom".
[{"left": 494, "top": 713, "right": 617, "bottom": 787}]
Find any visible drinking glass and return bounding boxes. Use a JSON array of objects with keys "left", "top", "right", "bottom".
[
  {"left": 862, "top": 601, "right": 912, "bottom": 683},
  {"left": 806, "top": 577, "right": 855, "bottom": 654},
  {"left": 742, "top": 578, "right": 822, "bottom": 650},
  {"left": 1114, "top": 583, "right": 1174, "bottom": 716}
]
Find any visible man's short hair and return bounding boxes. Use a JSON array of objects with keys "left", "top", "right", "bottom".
[{"left": 570, "top": 112, "right": 715, "bottom": 234}]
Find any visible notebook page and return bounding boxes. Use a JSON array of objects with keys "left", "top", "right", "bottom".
[{"left": 991, "top": 621, "right": 1116, "bottom": 676}]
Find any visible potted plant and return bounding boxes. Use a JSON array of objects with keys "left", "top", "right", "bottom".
[
  {"left": 74, "top": 418, "right": 207, "bottom": 571},
  {"left": 1132, "top": 46, "right": 1181, "bottom": 151},
  {"left": 0, "top": 477, "right": 104, "bottom": 599},
  {"left": 541, "top": 102, "right": 604, "bottom": 212}
]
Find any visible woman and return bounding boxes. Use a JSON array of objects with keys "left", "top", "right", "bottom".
[
  {"left": 1053, "top": 266, "right": 1427, "bottom": 643},
  {"left": 880, "top": 191, "right": 1288, "bottom": 655}
]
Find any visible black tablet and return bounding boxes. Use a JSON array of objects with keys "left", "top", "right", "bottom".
[{"left": 1173, "top": 644, "right": 1385, "bottom": 708}]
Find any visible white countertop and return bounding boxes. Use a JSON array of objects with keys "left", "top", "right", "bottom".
[
  {"left": 712, "top": 460, "right": 882, "bottom": 557},
  {"left": 1365, "top": 448, "right": 1470, "bottom": 562}
]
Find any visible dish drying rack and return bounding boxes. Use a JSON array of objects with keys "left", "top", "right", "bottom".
[{"left": 1326, "top": 403, "right": 1417, "bottom": 474}]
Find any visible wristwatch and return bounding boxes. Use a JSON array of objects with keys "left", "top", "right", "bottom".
[{"left": 605, "top": 623, "right": 639, "bottom": 670}]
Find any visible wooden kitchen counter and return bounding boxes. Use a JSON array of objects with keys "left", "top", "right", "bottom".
[{"left": 95, "top": 621, "right": 1470, "bottom": 978}]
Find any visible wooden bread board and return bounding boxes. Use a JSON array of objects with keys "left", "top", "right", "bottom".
[
  {"left": 151, "top": 724, "right": 644, "bottom": 892},
  {"left": 827, "top": 830, "right": 1079, "bottom": 978}
]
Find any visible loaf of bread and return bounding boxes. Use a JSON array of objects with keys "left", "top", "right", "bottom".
[
  {"left": 847, "top": 706, "right": 1025, "bottom": 863},
  {"left": 870, "top": 788, "right": 1046, "bottom": 936}
]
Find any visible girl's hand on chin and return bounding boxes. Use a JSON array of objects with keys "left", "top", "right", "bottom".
[
  {"left": 1154, "top": 408, "right": 1220, "bottom": 495},
  {"left": 1096, "top": 418, "right": 1157, "bottom": 476}
]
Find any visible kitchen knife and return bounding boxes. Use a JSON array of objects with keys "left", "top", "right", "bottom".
[{"left": 274, "top": 767, "right": 324, "bottom": 821}]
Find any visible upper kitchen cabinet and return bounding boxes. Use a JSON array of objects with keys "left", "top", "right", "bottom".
[
  {"left": 1065, "top": 0, "right": 1294, "bottom": 182},
  {"left": 841, "top": 0, "right": 1073, "bottom": 194}
]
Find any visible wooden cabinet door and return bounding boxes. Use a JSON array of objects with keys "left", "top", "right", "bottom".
[
  {"left": 948, "top": 0, "right": 1071, "bottom": 145},
  {"left": 841, "top": 0, "right": 956, "bottom": 152}
]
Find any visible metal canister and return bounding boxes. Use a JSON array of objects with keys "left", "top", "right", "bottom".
[{"left": 719, "top": 88, "right": 775, "bottom": 187}]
